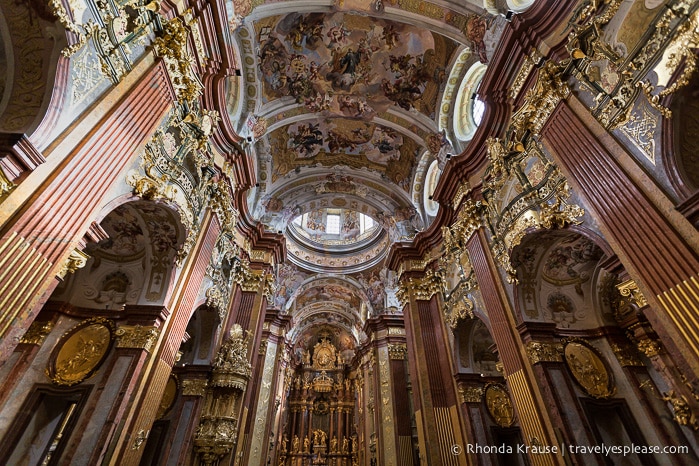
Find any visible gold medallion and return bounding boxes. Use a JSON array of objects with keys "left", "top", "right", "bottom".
[
  {"left": 563, "top": 340, "right": 614, "bottom": 398},
  {"left": 47, "top": 318, "right": 114, "bottom": 386},
  {"left": 485, "top": 383, "right": 515, "bottom": 427},
  {"left": 156, "top": 375, "right": 179, "bottom": 419}
]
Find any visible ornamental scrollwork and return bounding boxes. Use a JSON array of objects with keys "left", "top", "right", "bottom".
[
  {"left": 482, "top": 138, "right": 584, "bottom": 283},
  {"left": 564, "top": 0, "right": 699, "bottom": 127},
  {"left": 127, "top": 104, "right": 226, "bottom": 266},
  {"left": 205, "top": 233, "right": 239, "bottom": 320},
  {"left": 50, "top": 0, "right": 161, "bottom": 82}
]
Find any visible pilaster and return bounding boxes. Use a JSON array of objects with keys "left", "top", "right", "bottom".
[{"left": 467, "top": 229, "right": 564, "bottom": 466}]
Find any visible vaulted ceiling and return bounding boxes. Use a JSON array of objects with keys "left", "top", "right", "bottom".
[{"left": 222, "top": 0, "right": 509, "bottom": 347}]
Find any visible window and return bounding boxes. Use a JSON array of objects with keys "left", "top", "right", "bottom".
[
  {"left": 326, "top": 214, "right": 340, "bottom": 235},
  {"left": 359, "top": 213, "right": 374, "bottom": 234},
  {"left": 453, "top": 63, "right": 488, "bottom": 141}
]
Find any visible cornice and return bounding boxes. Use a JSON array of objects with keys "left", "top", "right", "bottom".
[
  {"left": 385, "top": 203, "right": 453, "bottom": 272},
  {"left": 235, "top": 196, "right": 287, "bottom": 265}
]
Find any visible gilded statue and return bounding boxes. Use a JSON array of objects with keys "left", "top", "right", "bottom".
[
  {"left": 303, "top": 435, "right": 310, "bottom": 453},
  {"left": 292, "top": 435, "right": 300, "bottom": 453},
  {"left": 330, "top": 436, "right": 338, "bottom": 453}
]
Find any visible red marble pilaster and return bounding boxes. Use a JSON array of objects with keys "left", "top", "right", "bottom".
[
  {"left": 0, "top": 60, "right": 174, "bottom": 363},
  {"left": 467, "top": 230, "right": 563, "bottom": 466}
]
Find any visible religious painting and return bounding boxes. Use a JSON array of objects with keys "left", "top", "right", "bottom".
[{"left": 46, "top": 318, "right": 115, "bottom": 386}]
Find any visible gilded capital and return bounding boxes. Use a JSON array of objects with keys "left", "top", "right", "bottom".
[
  {"left": 396, "top": 269, "right": 444, "bottom": 305},
  {"left": 20, "top": 320, "right": 54, "bottom": 346},
  {"left": 57, "top": 248, "right": 90, "bottom": 280},
  {"left": 387, "top": 344, "right": 407, "bottom": 360},
  {"left": 616, "top": 279, "right": 648, "bottom": 308},
  {"left": 526, "top": 341, "right": 563, "bottom": 365},
  {"left": 115, "top": 325, "right": 160, "bottom": 352},
  {"left": 458, "top": 383, "right": 484, "bottom": 403},
  {"left": 181, "top": 378, "right": 208, "bottom": 396},
  {"left": 610, "top": 343, "right": 644, "bottom": 367}
]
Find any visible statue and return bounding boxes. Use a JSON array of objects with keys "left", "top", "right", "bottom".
[
  {"left": 292, "top": 435, "right": 300, "bottom": 453},
  {"left": 342, "top": 436, "right": 349, "bottom": 454},
  {"left": 303, "top": 349, "right": 311, "bottom": 365},
  {"left": 351, "top": 434, "right": 357, "bottom": 453},
  {"left": 281, "top": 435, "right": 288, "bottom": 453},
  {"left": 337, "top": 352, "right": 343, "bottom": 366},
  {"left": 303, "top": 435, "right": 310, "bottom": 453},
  {"left": 330, "top": 436, "right": 338, "bottom": 453}
]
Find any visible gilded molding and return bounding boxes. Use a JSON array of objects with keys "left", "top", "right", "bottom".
[
  {"left": 636, "top": 337, "right": 662, "bottom": 358},
  {"left": 637, "top": 9, "right": 699, "bottom": 118},
  {"left": 56, "top": 248, "right": 90, "bottom": 280},
  {"left": 510, "top": 60, "right": 570, "bottom": 141},
  {"left": 20, "top": 320, "right": 55, "bottom": 345},
  {"left": 452, "top": 182, "right": 472, "bottom": 210},
  {"left": 181, "top": 378, "right": 208, "bottom": 396},
  {"left": 442, "top": 200, "right": 485, "bottom": 260},
  {"left": 115, "top": 325, "right": 160, "bottom": 352},
  {"left": 458, "top": 383, "right": 484, "bottom": 403},
  {"left": 0, "top": 168, "right": 15, "bottom": 199},
  {"left": 662, "top": 390, "right": 699, "bottom": 430},
  {"left": 48, "top": 0, "right": 92, "bottom": 57},
  {"left": 444, "top": 282, "right": 475, "bottom": 329},
  {"left": 387, "top": 343, "right": 407, "bottom": 360},
  {"left": 526, "top": 341, "right": 563, "bottom": 365}
]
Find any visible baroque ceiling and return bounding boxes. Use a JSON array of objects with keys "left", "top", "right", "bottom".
[{"left": 223, "top": 0, "right": 508, "bottom": 348}]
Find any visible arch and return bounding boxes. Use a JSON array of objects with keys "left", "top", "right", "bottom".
[
  {"left": 510, "top": 229, "right": 615, "bottom": 329},
  {"left": 52, "top": 199, "right": 187, "bottom": 310},
  {"left": 177, "top": 304, "right": 221, "bottom": 366}
]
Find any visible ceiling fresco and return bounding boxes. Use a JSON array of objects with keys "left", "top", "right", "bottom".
[
  {"left": 256, "top": 13, "right": 445, "bottom": 113},
  {"left": 226, "top": 0, "right": 500, "bottom": 346}
]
